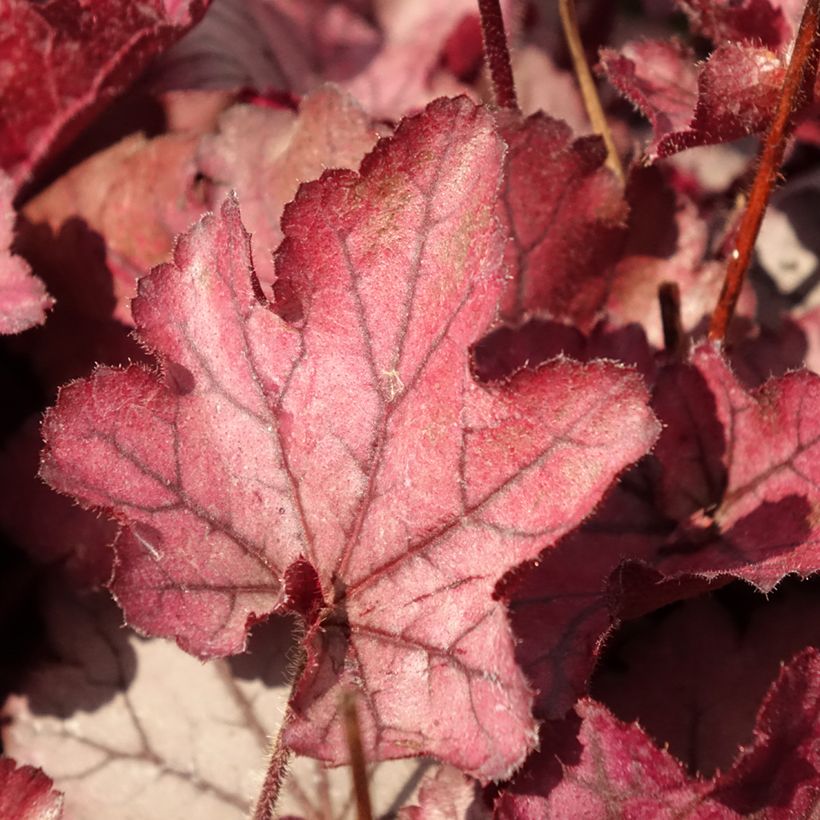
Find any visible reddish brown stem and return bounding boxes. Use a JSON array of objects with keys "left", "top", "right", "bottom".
[
  {"left": 478, "top": 0, "right": 519, "bottom": 110},
  {"left": 252, "top": 705, "right": 294, "bottom": 820},
  {"left": 708, "top": 0, "right": 820, "bottom": 343},
  {"left": 342, "top": 690, "right": 373, "bottom": 820}
]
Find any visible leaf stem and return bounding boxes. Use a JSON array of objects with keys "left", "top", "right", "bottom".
[
  {"left": 252, "top": 705, "right": 294, "bottom": 820},
  {"left": 478, "top": 0, "right": 519, "bottom": 110},
  {"left": 708, "top": 0, "right": 820, "bottom": 344},
  {"left": 342, "top": 690, "right": 373, "bottom": 820},
  {"left": 558, "top": 0, "right": 624, "bottom": 181}
]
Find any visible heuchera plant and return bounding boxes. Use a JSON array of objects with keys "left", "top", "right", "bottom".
[{"left": 2, "top": 0, "right": 820, "bottom": 817}]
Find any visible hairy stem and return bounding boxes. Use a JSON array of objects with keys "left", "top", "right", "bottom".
[
  {"left": 558, "top": 0, "right": 624, "bottom": 181},
  {"left": 478, "top": 0, "right": 519, "bottom": 110},
  {"left": 709, "top": 0, "right": 820, "bottom": 343},
  {"left": 252, "top": 706, "right": 294, "bottom": 820},
  {"left": 342, "top": 690, "right": 373, "bottom": 820}
]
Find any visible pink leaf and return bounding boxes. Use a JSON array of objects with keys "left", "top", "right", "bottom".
[
  {"left": 399, "top": 766, "right": 488, "bottom": 819},
  {"left": 22, "top": 128, "right": 212, "bottom": 325},
  {"left": 0, "top": 173, "right": 52, "bottom": 334},
  {"left": 198, "top": 85, "right": 379, "bottom": 288},
  {"left": 40, "top": 98, "right": 659, "bottom": 779},
  {"left": 155, "top": 0, "right": 483, "bottom": 119},
  {"left": 0, "top": 759, "right": 63, "bottom": 820},
  {"left": 0, "top": 0, "right": 208, "bottom": 192}
]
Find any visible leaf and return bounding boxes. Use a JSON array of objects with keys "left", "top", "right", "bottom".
[
  {"left": 198, "top": 85, "right": 379, "bottom": 288},
  {"left": 0, "top": 0, "right": 207, "bottom": 193},
  {"left": 502, "top": 344, "right": 820, "bottom": 719},
  {"left": 40, "top": 98, "right": 659, "bottom": 779},
  {"left": 675, "top": 0, "right": 792, "bottom": 47},
  {"left": 2, "top": 584, "right": 426, "bottom": 819},
  {"left": 710, "top": 646, "right": 820, "bottom": 816},
  {"left": 399, "top": 766, "right": 488, "bottom": 820},
  {"left": 495, "top": 112, "right": 627, "bottom": 326},
  {"left": 22, "top": 129, "right": 212, "bottom": 325},
  {"left": 0, "top": 172, "right": 52, "bottom": 334},
  {"left": 493, "top": 700, "right": 729, "bottom": 819},
  {"left": 600, "top": 39, "right": 786, "bottom": 159},
  {"left": 607, "top": 166, "right": 737, "bottom": 348},
  {"left": 155, "top": 0, "right": 482, "bottom": 119},
  {"left": 0, "top": 758, "right": 63, "bottom": 820},
  {"left": 592, "top": 582, "right": 820, "bottom": 778},
  {"left": 495, "top": 644, "right": 820, "bottom": 818}
]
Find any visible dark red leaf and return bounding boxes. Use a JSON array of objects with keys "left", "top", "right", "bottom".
[
  {"left": 0, "top": 418, "right": 115, "bottom": 587},
  {"left": 593, "top": 585, "right": 820, "bottom": 778},
  {"left": 494, "top": 700, "right": 728, "bottom": 819},
  {"left": 711, "top": 646, "right": 820, "bottom": 816},
  {"left": 502, "top": 344, "right": 820, "bottom": 719},
  {"left": 0, "top": 0, "right": 207, "bottom": 193},
  {"left": 40, "top": 98, "right": 659, "bottom": 778},
  {"left": 494, "top": 112, "right": 627, "bottom": 326},
  {"left": 495, "top": 645, "right": 820, "bottom": 818}
]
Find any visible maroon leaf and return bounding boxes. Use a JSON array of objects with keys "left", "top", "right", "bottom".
[
  {"left": 0, "top": 418, "right": 115, "bottom": 587},
  {"left": 0, "top": 0, "right": 207, "bottom": 192},
  {"left": 656, "top": 345, "right": 820, "bottom": 586},
  {"left": 0, "top": 758, "right": 63, "bottom": 820},
  {"left": 711, "top": 646, "right": 820, "bottom": 816},
  {"left": 40, "top": 98, "right": 659, "bottom": 778},
  {"left": 600, "top": 39, "right": 786, "bottom": 159},
  {"left": 494, "top": 700, "right": 728, "bottom": 819},
  {"left": 495, "top": 111, "right": 627, "bottom": 326},
  {"left": 0, "top": 173, "right": 52, "bottom": 334},
  {"left": 593, "top": 584, "right": 820, "bottom": 778},
  {"left": 495, "top": 645, "right": 820, "bottom": 818},
  {"left": 502, "top": 344, "right": 820, "bottom": 720},
  {"left": 472, "top": 318, "right": 655, "bottom": 385},
  {"left": 499, "top": 463, "right": 668, "bottom": 719},
  {"left": 198, "top": 85, "right": 379, "bottom": 288}
]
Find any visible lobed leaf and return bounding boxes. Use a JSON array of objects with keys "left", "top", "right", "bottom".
[{"left": 41, "top": 97, "right": 659, "bottom": 779}]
